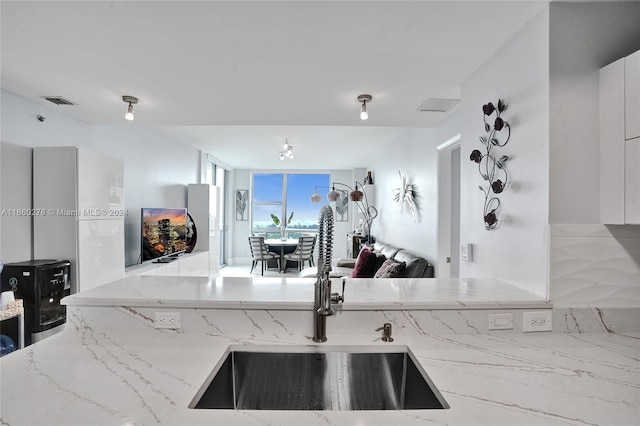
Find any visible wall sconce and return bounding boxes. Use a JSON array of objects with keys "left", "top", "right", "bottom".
[
  {"left": 122, "top": 95, "right": 138, "bottom": 121},
  {"left": 358, "top": 94, "right": 372, "bottom": 120}
]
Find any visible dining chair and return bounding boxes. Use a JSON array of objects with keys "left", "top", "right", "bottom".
[
  {"left": 283, "top": 235, "right": 316, "bottom": 271},
  {"left": 248, "top": 236, "right": 280, "bottom": 275}
]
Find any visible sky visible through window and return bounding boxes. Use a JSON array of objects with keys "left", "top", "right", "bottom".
[{"left": 253, "top": 173, "right": 329, "bottom": 229}]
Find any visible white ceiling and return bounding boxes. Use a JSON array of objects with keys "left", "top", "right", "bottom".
[{"left": 1, "top": 0, "right": 547, "bottom": 169}]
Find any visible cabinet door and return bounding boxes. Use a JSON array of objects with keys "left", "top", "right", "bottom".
[
  {"left": 33, "top": 148, "right": 79, "bottom": 292},
  {"left": 77, "top": 148, "right": 125, "bottom": 219},
  {"left": 599, "top": 59, "right": 626, "bottom": 224},
  {"left": 625, "top": 138, "right": 640, "bottom": 224},
  {"left": 77, "top": 219, "right": 125, "bottom": 291},
  {"left": 626, "top": 50, "right": 640, "bottom": 141}
]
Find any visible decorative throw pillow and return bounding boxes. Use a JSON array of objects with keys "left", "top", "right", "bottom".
[
  {"left": 372, "top": 252, "right": 387, "bottom": 272},
  {"left": 374, "top": 259, "right": 406, "bottom": 278},
  {"left": 351, "top": 248, "right": 377, "bottom": 278}
]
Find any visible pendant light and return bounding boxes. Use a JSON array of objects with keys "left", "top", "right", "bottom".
[
  {"left": 122, "top": 96, "right": 138, "bottom": 121},
  {"left": 327, "top": 185, "right": 341, "bottom": 202},
  {"left": 310, "top": 189, "right": 322, "bottom": 203},
  {"left": 358, "top": 94, "right": 372, "bottom": 120},
  {"left": 350, "top": 183, "right": 364, "bottom": 201}
]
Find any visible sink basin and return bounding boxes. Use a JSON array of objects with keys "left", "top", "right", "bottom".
[{"left": 190, "top": 345, "right": 449, "bottom": 410}]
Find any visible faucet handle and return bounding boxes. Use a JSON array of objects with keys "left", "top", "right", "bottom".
[
  {"left": 375, "top": 323, "right": 394, "bottom": 342},
  {"left": 330, "top": 278, "right": 346, "bottom": 304}
]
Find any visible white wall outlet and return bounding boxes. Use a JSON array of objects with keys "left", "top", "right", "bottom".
[
  {"left": 523, "top": 311, "right": 552, "bottom": 332},
  {"left": 488, "top": 313, "right": 514, "bottom": 330},
  {"left": 154, "top": 312, "right": 181, "bottom": 329}
]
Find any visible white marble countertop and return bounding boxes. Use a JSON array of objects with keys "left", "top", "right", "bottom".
[
  {"left": 1, "top": 277, "right": 637, "bottom": 425},
  {"left": 62, "top": 275, "right": 549, "bottom": 310},
  {"left": 1, "top": 321, "right": 638, "bottom": 425}
]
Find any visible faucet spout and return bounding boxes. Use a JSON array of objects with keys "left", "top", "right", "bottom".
[{"left": 313, "top": 205, "right": 342, "bottom": 343}]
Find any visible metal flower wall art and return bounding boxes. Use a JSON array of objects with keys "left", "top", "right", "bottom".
[
  {"left": 470, "top": 99, "right": 511, "bottom": 230},
  {"left": 393, "top": 170, "right": 418, "bottom": 222}
]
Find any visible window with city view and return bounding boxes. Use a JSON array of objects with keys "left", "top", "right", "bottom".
[{"left": 252, "top": 173, "right": 330, "bottom": 239}]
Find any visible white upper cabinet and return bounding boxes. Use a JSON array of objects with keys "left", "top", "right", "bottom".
[
  {"left": 625, "top": 50, "right": 640, "bottom": 141},
  {"left": 600, "top": 49, "right": 640, "bottom": 225},
  {"left": 626, "top": 138, "right": 640, "bottom": 223},
  {"left": 600, "top": 57, "right": 626, "bottom": 224}
]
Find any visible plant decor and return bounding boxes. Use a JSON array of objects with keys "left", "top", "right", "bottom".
[
  {"left": 270, "top": 212, "right": 294, "bottom": 227},
  {"left": 470, "top": 99, "right": 511, "bottom": 230}
]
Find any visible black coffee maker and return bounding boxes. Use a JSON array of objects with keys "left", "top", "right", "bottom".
[{"left": 1, "top": 259, "right": 71, "bottom": 346}]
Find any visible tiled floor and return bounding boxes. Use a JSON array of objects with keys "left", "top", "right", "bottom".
[{"left": 219, "top": 262, "right": 303, "bottom": 278}]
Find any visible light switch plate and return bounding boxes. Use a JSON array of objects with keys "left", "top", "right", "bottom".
[
  {"left": 461, "top": 243, "right": 473, "bottom": 262},
  {"left": 488, "top": 313, "right": 513, "bottom": 330}
]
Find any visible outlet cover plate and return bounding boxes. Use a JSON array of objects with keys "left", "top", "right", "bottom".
[
  {"left": 154, "top": 312, "right": 181, "bottom": 329},
  {"left": 523, "top": 311, "right": 552, "bottom": 332}
]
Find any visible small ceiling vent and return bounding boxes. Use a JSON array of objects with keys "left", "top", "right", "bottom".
[
  {"left": 41, "top": 96, "right": 75, "bottom": 106},
  {"left": 417, "top": 98, "right": 459, "bottom": 113}
]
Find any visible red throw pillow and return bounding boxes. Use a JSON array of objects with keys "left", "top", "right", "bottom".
[{"left": 352, "top": 248, "right": 377, "bottom": 278}]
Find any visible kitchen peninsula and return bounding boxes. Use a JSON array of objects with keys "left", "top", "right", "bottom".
[{"left": 0, "top": 275, "right": 637, "bottom": 425}]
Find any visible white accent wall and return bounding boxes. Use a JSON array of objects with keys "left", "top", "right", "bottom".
[
  {"left": 550, "top": 224, "right": 640, "bottom": 308},
  {"left": 459, "top": 7, "right": 550, "bottom": 298},
  {"left": 368, "top": 128, "right": 439, "bottom": 265}
]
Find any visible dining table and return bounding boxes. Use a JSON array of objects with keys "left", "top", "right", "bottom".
[{"left": 264, "top": 238, "right": 299, "bottom": 273}]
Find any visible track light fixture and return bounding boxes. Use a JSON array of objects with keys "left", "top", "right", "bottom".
[
  {"left": 279, "top": 138, "right": 294, "bottom": 160},
  {"left": 122, "top": 95, "right": 138, "bottom": 121},
  {"left": 358, "top": 94, "right": 372, "bottom": 120}
]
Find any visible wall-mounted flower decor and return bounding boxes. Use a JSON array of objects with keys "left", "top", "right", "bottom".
[
  {"left": 393, "top": 170, "right": 418, "bottom": 222},
  {"left": 470, "top": 99, "right": 511, "bottom": 230}
]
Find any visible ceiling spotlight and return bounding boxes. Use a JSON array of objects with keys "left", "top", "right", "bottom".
[
  {"left": 279, "top": 139, "right": 294, "bottom": 160},
  {"left": 122, "top": 95, "right": 138, "bottom": 121},
  {"left": 358, "top": 94, "right": 372, "bottom": 120}
]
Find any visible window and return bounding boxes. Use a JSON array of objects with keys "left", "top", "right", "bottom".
[
  {"left": 206, "top": 157, "right": 228, "bottom": 266},
  {"left": 252, "top": 173, "right": 330, "bottom": 239}
]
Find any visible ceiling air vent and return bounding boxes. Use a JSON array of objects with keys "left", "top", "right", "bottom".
[
  {"left": 41, "top": 96, "right": 75, "bottom": 106},
  {"left": 417, "top": 98, "right": 459, "bottom": 113}
]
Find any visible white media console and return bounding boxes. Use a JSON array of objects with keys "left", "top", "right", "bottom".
[{"left": 124, "top": 251, "right": 210, "bottom": 277}]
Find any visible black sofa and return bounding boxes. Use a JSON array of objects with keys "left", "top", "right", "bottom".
[{"left": 300, "top": 240, "right": 435, "bottom": 278}]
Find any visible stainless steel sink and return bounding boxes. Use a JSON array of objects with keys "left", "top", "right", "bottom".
[{"left": 190, "top": 345, "right": 449, "bottom": 410}]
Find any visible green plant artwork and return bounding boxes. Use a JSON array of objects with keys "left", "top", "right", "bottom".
[{"left": 270, "top": 211, "right": 294, "bottom": 227}]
